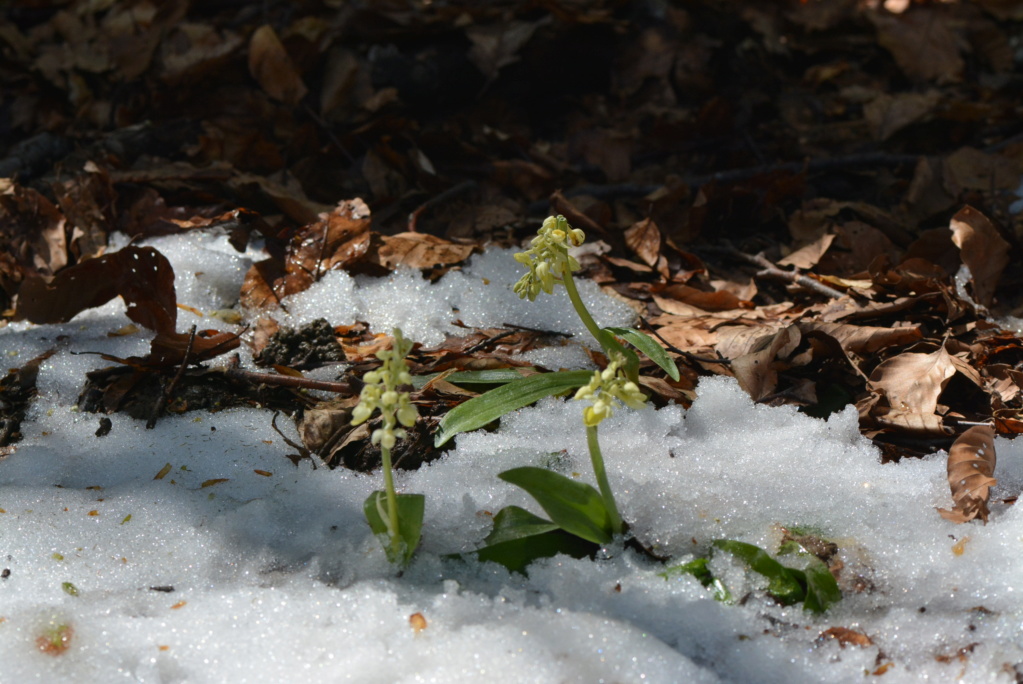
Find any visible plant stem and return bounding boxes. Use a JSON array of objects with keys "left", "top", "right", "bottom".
[
  {"left": 380, "top": 445, "right": 401, "bottom": 558},
  {"left": 561, "top": 270, "right": 606, "bottom": 347},
  {"left": 586, "top": 424, "right": 623, "bottom": 536}
]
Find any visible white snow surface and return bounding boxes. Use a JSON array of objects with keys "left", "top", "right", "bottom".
[{"left": 1, "top": 233, "right": 1022, "bottom": 683}]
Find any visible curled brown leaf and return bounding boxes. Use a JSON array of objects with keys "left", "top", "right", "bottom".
[
  {"left": 937, "top": 425, "right": 997, "bottom": 524},
  {"left": 949, "top": 206, "right": 1009, "bottom": 308}
]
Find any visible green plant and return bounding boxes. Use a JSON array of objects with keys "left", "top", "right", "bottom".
[
  {"left": 352, "top": 328, "right": 424, "bottom": 567},
  {"left": 465, "top": 215, "right": 681, "bottom": 571},
  {"left": 660, "top": 540, "right": 841, "bottom": 614}
]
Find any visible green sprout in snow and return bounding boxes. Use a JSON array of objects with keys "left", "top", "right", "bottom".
[{"left": 352, "top": 328, "right": 424, "bottom": 567}]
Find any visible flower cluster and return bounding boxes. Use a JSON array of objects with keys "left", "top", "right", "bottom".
[
  {"left": 351, "top": 328, "right": 418, "bottom": 450},
  {"left": 573, "top": 352, "right": 647, "bottom": 427},
  {"left": 512, "top": 215, "right": 585, "bottom": 301}
]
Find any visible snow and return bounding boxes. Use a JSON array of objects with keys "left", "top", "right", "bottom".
[{"left": 1, "top": 232, "right": 1022, "bottom": 683}]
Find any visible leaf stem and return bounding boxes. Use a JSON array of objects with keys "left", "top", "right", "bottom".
[
  {"left": 586, "top": 424, "right": 623, "bottom": 536},
  {"left": 380, "top": 445, "right": 401, "bottom": 557}
]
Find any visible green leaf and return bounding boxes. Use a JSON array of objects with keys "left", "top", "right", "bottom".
[
  {"left": 712, "top": 540, "right": 805, "bottom": 606},
  {"left": 660, "top": 558, "right": 732, "bottom": 602},
  {"left": 411, "top": 368, "right": 539, "bottom": 390},
  {"left": 477, "top": 529, "right": 598, "bottom": 574},
  {"left": 799, "top": 559, "right": 842, "bottom": 614},
  {"left": 434, "top": 370, "right": 592, "bottom": 447},
  {"left": 499, "top": 467, "right": 613, "bottom": 545},
  {"left": 603, "top": 326, "right": 680, "bottom": 381},
  {"left": 364, "top": 491, "right": 425, "bottom": 567},
  {"left": 482, "top": 505, "right": 560, "bottom": 546}
]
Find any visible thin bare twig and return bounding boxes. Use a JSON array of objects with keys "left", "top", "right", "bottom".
[
  {"left": 462, "top": 329, "right": 519, "bottom": 355},
  {"left": 730, "top": 250, "right": 846, "bottom": 300}
]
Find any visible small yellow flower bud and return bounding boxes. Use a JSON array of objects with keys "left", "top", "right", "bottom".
[{"left": 351, "top": 403, "right": 373, "bottom": 425}]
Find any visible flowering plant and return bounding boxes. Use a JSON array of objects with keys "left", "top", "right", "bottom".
[
  {"left": 353, "top": 328, "right": 423, "bottom": 567},
  {"left": 459, "top": 216, "right": 684, "bottom": 570}
]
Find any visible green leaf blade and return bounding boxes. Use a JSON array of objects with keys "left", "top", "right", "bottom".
[
  {"left": 499, "top": 466, "right": 613, "bottom": 545},
  {"left": 483, "top": 505, "right": 560, "bottom": 546},
  {"left": 712, "top": 540, "right": 805, "bottom": 606},
  {"left": 434, "top": 370, "right": 592, "bottom": 447},
  {"left": 477, "top": 529, "right": 598, "bottom": 574},
  {"left": 604, "top": 326, "right": 680, "bottom": 381},
  {"left": 801, "top": 560, "right": 842, "bottom": 614},
  {"left": 364, "top": 491, "right": 425, "bottom": 567}
]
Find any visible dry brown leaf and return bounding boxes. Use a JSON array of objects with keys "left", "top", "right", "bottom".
[
  {"left": 240, "top": 199, "right": 373, "bottom": 310},
  {"left": 624, "top": 218, "right": 662, "bottom": 270},
  {"left": 778, "top": 232, "right": 835, "bottom": 269},
  {"left": 937, "top": 425, "right": 997, "bottom": 523},
  {"left": 466, "top": 19, "right": 543, "bottom": 83},
  {"left": 983, "top": 364, "right": 1023, "bottom": 404},
  {"left": 868, "top": 8, "right": 964, "bottom": 83},
  {"left": 16, "top": 246, "right": 177, "bottom": 334},
  {"left": 729, "top": 325, "right": 801, "bottom": 402},
  {"left": 817, "top": 222, "right": 899, "bottom": 276},
  {"left": 377, "top": 233, "right": 475, "bottom": 271},
  {"left": 949, "top": 205, "right": 1009, "bottom": 307},
  {"left": 867, "top": 345, "right": 957, "bottom": 416},
  {"left": 818, "top": 627, "right": 874, "bottom": 648},
  {"left": 248, "top": 24, "right": 308, "bottom": 106},
  {"left": 797, "top": 322, "right": 922, "bottom": 356},
  {"left": 655, "top": 322, "right": 719, "bottom": 353},
  {"left": 0, "top": 179, "right": 69, "bottom": 276},
  {"left": 943, "top": 147, "right": 1023, "bottom": 195},
  {"left": 656, "top": 284, "right": 752, "bottom": 313},
  {"left": 714, "top": 323, "right": 786, "bottom": 359},
  {"left": 863, "top": 91, "right": 941, "bottom": 141}
]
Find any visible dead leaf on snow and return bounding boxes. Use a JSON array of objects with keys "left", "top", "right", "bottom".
[
  {"left": 16, "top": 246, "right": 177, "bottom": 333},
  {"left": 818, "top": 627, "right": 874, "bottom": 648},
  {"left": 949, "top": 206, "right": 1009, "bottom": 307},
  {"left": 937, "top": 425, "right": 997, "bottom": 523}
]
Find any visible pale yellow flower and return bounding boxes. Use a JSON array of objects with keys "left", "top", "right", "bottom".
[
  {"left": 573, "top": 352, "right": 647, "bottom": 427},
  {"left": 352, "top": 328, "right": 419, "bottom": 448},
  {"left": 512, "top": 215, "right": 585, "bottom": 301}
]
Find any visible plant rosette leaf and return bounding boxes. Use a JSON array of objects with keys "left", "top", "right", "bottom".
[
  {"left": 499, "top": 466, "right": 614, "bottom": 545},
  {"left": 711, "top": 540, "right": 841, "bottom": 613},
  {"left": 476, "top": 505, "right": 597, "bottom": 573},
  {"left": 364, "top": 491, "right": 425, "bottom": 566},
  {"left": 603, "top": 326, "right": 681, "bottom": 381},
  {"left": 434, "top": 370, "right": 593, "bottom": 447},
  {"left": 660, "top": 557, "right": 731, "bottom": 602},
  {"left": 482, "top": 505, "right": 560, "bottom": 545},
  {"left": 712, "top": 540, "right": 805, "bottom": 606},
  {"left": 795, "top": 559, "right": 842, "bottom": 615}
]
